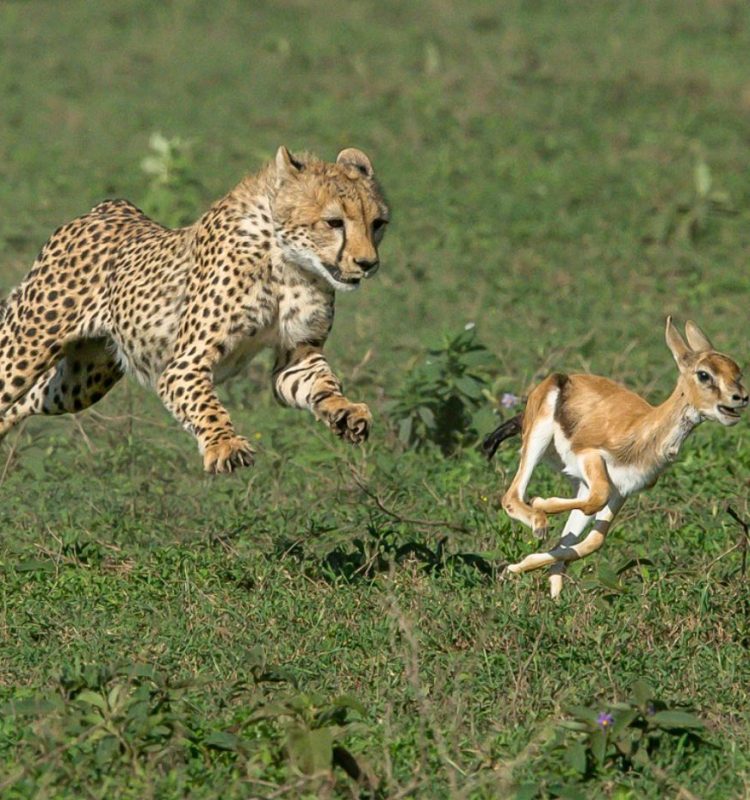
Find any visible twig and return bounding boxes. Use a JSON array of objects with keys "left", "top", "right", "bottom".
[
  {"left": 726, "top": 505, "right": 748, "bottom": 578},
  {"left": 349, "top": 468, "right": 468, "bottom": 533},
  {"left": 648, "top": 763, "right": 702, "bottom": 800},
  {"left": 0, "top": 419, "right": 28, "bottom": 486}
]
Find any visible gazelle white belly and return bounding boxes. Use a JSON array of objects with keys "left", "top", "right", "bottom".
[
  {"left": 552, "top": 425, "right": 583, "bottom": 480},
  {"left": 553, "top": 424, "right": 655, "bottom": 497},
  {"left": 603, "top": 458, "right": 655, "bottom": 497}
]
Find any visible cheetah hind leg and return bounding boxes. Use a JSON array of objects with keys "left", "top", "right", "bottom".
[{"left": 0, "top": 337, "right": 123, "bottom": 437}]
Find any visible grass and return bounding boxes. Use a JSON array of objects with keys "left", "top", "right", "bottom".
[{"left": 1, "top": 1, "right": 750, "bottom": 797}]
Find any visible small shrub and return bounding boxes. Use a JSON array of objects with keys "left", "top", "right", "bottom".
[
  {"left": 647, "top": 151, "right": 736, "bottom": 245},
  {"left": 140, "top": 132, "right": 205, "bottom": 227},
  {"left": 387, "top": 325, "right": 496, "bottom": 455},
  {"left": 517, "top": 679, "right": 708, "bottom": 797}
]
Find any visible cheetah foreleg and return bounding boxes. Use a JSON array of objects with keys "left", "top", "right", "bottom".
[
  {"left": 273, "top": 347, "right": 372, "bottom": 444},
  {"left": 157, "top": 359, "right": 255, "bottom": 474}
]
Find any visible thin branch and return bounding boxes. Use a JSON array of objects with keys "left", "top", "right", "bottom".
[
  {"left": 349, "top": 467, "right": 468, "bottom": 533},
  {"left": 726, "top": 504, "right": 748, "bottom": 578}
]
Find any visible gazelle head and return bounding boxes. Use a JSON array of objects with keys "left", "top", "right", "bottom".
[{"left": 665, "top": 317, "right": 748, "bottom": 426}]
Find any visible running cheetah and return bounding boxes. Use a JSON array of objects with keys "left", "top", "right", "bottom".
[{"left": 0, "top": 146, "right": 389, "bottom": 472}]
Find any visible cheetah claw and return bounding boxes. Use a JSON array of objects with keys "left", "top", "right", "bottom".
[
  {"left": 203, "top": 436, "right": 256, "bottom": 474},
  {"left": 330, "top": 402, "right": 372, "bottom": 445}
]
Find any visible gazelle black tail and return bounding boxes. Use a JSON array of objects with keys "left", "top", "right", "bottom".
[{"left": 481, "top": 413, "right": 523, "bottom": 461}]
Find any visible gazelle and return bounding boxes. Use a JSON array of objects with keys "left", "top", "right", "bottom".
[{"left": 483, "top": 318, "right": 747, "bottom": 598}]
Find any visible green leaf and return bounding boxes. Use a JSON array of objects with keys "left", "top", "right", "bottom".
[
  {"left": 513, "top": 784, "right": 538, "bottom": 800},
  {"left": 611, "top": 708, "right": 638, "bottom": 738},
  {"left": 649, "top": 710, "right": 704, "bottom": 730},
  {"left": 631, "top": 680, "right": 653, "bottom": 708},
  {"left": 564, "top": 741, "right": 587, "bottom": 774},
  {"left": 565, "top": 705, "right": 600, "bottom": 726},
  {"left": 75, "top": 690, "right": 107, "bottom": 711},
  {"left": 398, "top": 416, "right": 413, "bottom": 444},
  {"left": 695, "top": 159, "right": 712, "bottom": 197},
  {"left": 417, "top": 406, "right": 436, "bottom": 428},
  {"left": 95, "top": 735, "right": 120, "bottom": 767},
  {"left": 204, "top": 731, "right": 241, "bottom": 751},
  {"left": 460, "top": 349, "right": 494, "bottom": 368},
  {"left": 597, "top": 562, "right": 622, "bottom": 592},
  {"left": 559, "top": 720, "right": 591, "bottom": 732},
  {"left": 589, "top": 729, "right": 607, "bottom": 765},
  {"left": 456, "top": 375, "right": 484, "bottom": 399},
  {"left": 286, "top": 724, "right": 333, "bottom": 775},
  {"left": 331, "top": 694, "right": 367, "bottom": 717}
]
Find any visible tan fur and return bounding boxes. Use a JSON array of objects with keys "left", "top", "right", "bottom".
[
  {"left": 0, "top": 146, "right": 389, "bottom": 473},
  {"left": 499, "top": 318, "right": 747, "bottom": 597}
]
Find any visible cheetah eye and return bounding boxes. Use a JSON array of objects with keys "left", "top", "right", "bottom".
[
  {"left": 325, "top": 218, "right": 344, "bottom": 229},
  {"left": 372, "top": 218, "right": 388, "bottom": 232},
  {"left": 696, "top": 370, "right": 711, "bottom": 384}
]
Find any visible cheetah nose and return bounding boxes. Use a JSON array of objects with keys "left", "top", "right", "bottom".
[{"left": 354, "top": 257, "right": 379, "bottom": 273}]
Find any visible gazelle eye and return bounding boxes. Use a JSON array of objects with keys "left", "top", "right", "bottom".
[
  {"left": 372, "top": 218, "right": 387, "bottom": 232},
  {"left": 325, "top": 218, "right": 344, "bottom": 229},
  {"left": 697, "top": 370, "right": 711, "bottom": 383}
]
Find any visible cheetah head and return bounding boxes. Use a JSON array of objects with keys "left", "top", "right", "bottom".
[{"left": 271, "top": 146, "right": 389, "bottom": 292}]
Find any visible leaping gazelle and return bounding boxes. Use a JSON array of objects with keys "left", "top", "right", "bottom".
[{"left": 483, "top": 318, "right": 747, "bottom": 598}]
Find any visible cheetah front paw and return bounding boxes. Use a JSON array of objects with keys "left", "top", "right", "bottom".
[
  {"left": 203, "top": 436, "right": 256, "bottom": 474},
  {"left": 328, "top": 401, "right": 372, "bottom": 445}
]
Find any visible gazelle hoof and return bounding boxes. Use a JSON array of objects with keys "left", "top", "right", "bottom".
[
  {"left": 533, "top": 526, "right": 548, "bottom": 540},
  {"left": 549, "top": 573, "right": 564, "bottom": 599}
]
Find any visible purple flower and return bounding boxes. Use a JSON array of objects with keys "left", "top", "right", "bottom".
[
  {"left": 597, "top": 711, "right": 614, "bottom": 729},
  {"left": 501, "top": 392, "right": 520, "bottom": 409}
]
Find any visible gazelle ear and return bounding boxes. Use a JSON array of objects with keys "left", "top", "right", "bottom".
[
  {"left": 684, "top": 320, "right": 714, "bottom": 352},
  {"left": 275, "top": 146, "right": 304, "bottom": 180},
  {"left": 336, "top": 147, "right": 373, "bottom": 177},
  {"left": 665, "top": 316, "right": 691, "bottom": 365}
]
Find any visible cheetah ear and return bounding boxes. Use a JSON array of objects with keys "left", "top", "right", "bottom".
[
  {"left": 336, "top": 148, "right": 373, "bottom": 177},
  {"left": 275, "top": 146, "right": 304, "bottom": 180}
]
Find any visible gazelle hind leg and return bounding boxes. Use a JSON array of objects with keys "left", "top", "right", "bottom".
[
  {"left": 501, "top": 407, "right": 555, "bottom": 537},
  {"left": 547, "top": 483, "right": 593, "bottom": 598},
  {"left": 508, "top": 493, "right": 625, "bottom": 592}
]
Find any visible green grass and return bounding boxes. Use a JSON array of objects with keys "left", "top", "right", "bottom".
[{"left": 1, "top": 1, "right": 750, "bottom": 797}]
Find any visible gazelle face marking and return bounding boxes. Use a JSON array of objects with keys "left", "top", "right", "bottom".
[
  {"left": 666, "top": 318, "right": 748, "bottom": 427},
  {"left": 688, "top": 356, "right": 747, "bottom": 426}
]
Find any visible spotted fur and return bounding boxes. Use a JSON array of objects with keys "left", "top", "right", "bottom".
[{"left": 0, "top": 146, "right": 389, "bottom": 473}]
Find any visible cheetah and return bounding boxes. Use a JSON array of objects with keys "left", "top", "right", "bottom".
[{"left": 0, "top": 146, "right": 389, "bottom": 472}]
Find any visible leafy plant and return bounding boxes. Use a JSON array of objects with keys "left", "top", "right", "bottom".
[
  {"left": 532, "top": 679, "right": 707, "bottom": 794},
  {"left": 140, "top": 132, "right": 205, "bottom": 227},
  {"left": 647, "top": 151, "right": 736, "bottom": 244},
  {"left": 387, "top": 325, "right": 496, "bottom": 455}
]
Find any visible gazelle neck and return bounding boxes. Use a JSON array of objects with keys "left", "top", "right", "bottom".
[{"left": 640, "top": 382, "right": 702, "bottom": 465}]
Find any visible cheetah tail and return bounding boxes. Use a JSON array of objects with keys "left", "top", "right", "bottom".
[{"left": 481, "top": 413, "right": 523, "bottom": 461}]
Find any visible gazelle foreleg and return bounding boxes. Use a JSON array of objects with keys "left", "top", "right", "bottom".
[
  {"left": 530, "top": 450, "right": 611, "bottom": 516},
  {"left": 507, "top": 493, "right": 625, "bottom": 595}
]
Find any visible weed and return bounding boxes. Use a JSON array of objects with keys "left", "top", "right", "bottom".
[{"left": 387, "top": 325, "right": 496, "bottom": 455}]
